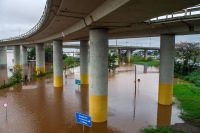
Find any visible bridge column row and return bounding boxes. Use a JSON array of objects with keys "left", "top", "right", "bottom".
[
  {"left": 127, "top": 50, "right": 131, "bottom": 63},
  {"left": 35, "top": 44, "right": 45, "bottom": 74},
  {"left": 80, "top": 40, "right": 89, "bottom": 85},
  {"left": 0, "top": 46, "right": 7, "bottom": 68},
  {"left": 5, "top": 32, "right": 174, "bottom": 123},
  {"left": 13, "top": 45, "right": 21, "bottom": 69},
  {"left": 20, "top": 45, "right": 28, "bottom": 65}
]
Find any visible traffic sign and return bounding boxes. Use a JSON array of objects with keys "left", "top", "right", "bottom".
[
  {"left": 75, "top": 112, "right": 92, "bottom": 127},
  {"left": 75, "top": 79, "right": 81, "bottom": 85}
]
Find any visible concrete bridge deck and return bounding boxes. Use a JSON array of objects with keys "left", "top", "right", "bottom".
[{"left": 0, "top": 0, "right": 200, "bottom": 45}]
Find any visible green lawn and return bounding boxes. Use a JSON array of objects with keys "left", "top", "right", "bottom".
[
  {"left": 184, "top": 69, "right": 200, "bottom": 87},
  {"left": 130, "top": 56, "right": 160, "bottom": 67},
  {"left": 173, "top": 84, "right": 200, "bottom": 125},
  {"left": 141, "top": 127, "right": 186, "bottom": 133}
]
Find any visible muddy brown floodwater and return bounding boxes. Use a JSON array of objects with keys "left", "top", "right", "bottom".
[{"left": 0, "top": 64, "right": 183, "bottom": 133}]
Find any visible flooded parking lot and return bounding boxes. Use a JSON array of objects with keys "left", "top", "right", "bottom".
[{"left": 0, "top": 64, "right": 183, "bottom": 133}]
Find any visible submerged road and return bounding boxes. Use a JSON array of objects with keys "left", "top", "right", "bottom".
[{"left": 0, "top": 65, "right": 183, "bottom": 133}]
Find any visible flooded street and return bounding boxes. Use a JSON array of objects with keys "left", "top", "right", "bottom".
[{"left": 0, "top": 64, "right": 183, "bottom": 133}]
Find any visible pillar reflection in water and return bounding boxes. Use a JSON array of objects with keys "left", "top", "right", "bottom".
[
  {"left": 157, "top": 104, "right": 172, "bottom": 127},
  {"left": 143, "top": 64, "right": 148, "bottom": 73},
  {"left": 0, "top": 67, "right": 8, "bottom": 84},
  {"left": 89, "top": 122, "right": 108, "bottom": 133},
  {"left": 80, "top": 84, "right": 89, "bottom": 113}
]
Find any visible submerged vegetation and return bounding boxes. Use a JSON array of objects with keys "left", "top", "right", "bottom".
[
  {"left": 141, "top": 127, "right": 186, "bottom": 133},
  {"left": 174, "top": 84, "right": 200, "bottom": 126},
  {"left": 0, "top": 66, "right": 23, "bottom": 89},
  {"left": 108, "top": 53, "right": 118, "bottom": 72}
]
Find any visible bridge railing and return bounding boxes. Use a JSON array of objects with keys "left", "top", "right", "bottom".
[
  {"left": 145, "top": 4, "right": 200, "bottom": 24},
  {"left": 0, "top": 0, "right": 51, "bottom": 43}
]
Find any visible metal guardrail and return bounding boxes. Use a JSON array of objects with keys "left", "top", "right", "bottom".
[
  {"left": 0, "top": 0, "right": 50, "bottom": 43},
  {"left": 145, "top": 4, "right": 200, "bottom": 24}
]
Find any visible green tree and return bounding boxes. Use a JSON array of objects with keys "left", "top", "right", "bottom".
[
  {"left": 63, "top": 56, "right": 78, "bottom": 69},
  {"left": 108, "top": 53, "right": 118, "bottom": 72},
  {"left": 175, "top": 42, "right": 200, "bottom": 75},
  {"left": 27, "top": 47, "right": 35, "bottom": 60},
  {"left": 45, "top": 47, "right": 53, "bottom": 63}
]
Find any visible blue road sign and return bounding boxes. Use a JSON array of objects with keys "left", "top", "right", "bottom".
[
  {"left": 75, "top": 79, "right": 81, "bottom": 85},
  {"left": 75, "top": 112, "right": 92, "bottom": 127}
]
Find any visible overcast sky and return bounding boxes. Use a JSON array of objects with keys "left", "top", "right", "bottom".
[
  {"left": 0, "top": 0, "right": 46, "bottom": 39},
  {"left": 0, "top": 0, "right": 200, "bottom": 47}
]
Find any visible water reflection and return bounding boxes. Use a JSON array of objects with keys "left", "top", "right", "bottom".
[
  {"left": 157, "top": 104, "right": 172, "bottom": 127},
  {"left": 0, "top": 65, "right": 183, "bottom": 133},
  {"left": 0, "top": 66, "right": 8, "bottom": 84},
  {"left": 143, "top": 64, "right": 148, "bottom": 73}
]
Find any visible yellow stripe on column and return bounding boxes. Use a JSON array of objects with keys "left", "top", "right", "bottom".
[
  {"left": 158, "top": 84, "right": 173, "bottom": 105},
  {"left": 36, "top": 67, "right": 45, "bottom": 74},
  {"left": 80, "top": 74, "right": 88, "bottom": 85},
  {"left": 54, "top": 75, "right": 63, "bottom": 88},
  {"left": 89, "top": 95, "right": 107, "bottom": 122}
]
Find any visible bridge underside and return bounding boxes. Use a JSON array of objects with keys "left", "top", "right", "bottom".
[{"left": 1, "top": 0, "right": 200, "bottom": 45}]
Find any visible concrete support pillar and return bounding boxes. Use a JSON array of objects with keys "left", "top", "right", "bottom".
[
  {"left": 127, "top": 50, "right": 131, "bottom": 63},
  {"left": 80, "top": 40, "right": 89, "bottom": 85},
  {"left": 36, "top": 44, "right": 45, "bottom": 74},
  {"left": 0, "top": 46, "right": 8, "bottom": 83},
  {"left": 13, "top": 45, "right": 21, "bottom": 68},
  {"left": 118, "top": 49, "right": 121, "bottom": 64},
  {"left": 158, "top": 34, "right": 175, "bottom": 105},
  {"left": 53, "top": 40, "right": 63, "bottom": 88},
  {"left": 144, "top": 49, "right": 148, "bottom": 60},
  {"left": 89, "top": 28, "right": 108, "bottom": 122},
  {"left": 20, "top": 45, "right": 28, "bottom": 65},
  {"left": 0, "top": 46, "right": 7, "bottom": 67}
]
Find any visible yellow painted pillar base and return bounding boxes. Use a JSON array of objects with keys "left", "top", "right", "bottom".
[
  {"left": 158, "top": 84, "right": 173, "bottom": 105},
  {"left": 80, "top": 74, "right": 88, "bottom": 85},
  {"left": 89, "top": 95, "right": 107, "bottom": 122},
  {"left": 54, "top": 75, "right": 63, "bottom": 88},
  {"left": 36, "top": 67, "right": 45, "bottom": 75}
]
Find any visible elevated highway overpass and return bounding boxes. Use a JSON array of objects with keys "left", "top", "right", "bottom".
[
  {"left": 0, "top": 0, "right": 200, "bottom": 123},
  {"left": 0, "top": 0, "right": 199, "bottom": 45},
  {"left": 62, "top": 44, "right": 160, "bottom": 50}
]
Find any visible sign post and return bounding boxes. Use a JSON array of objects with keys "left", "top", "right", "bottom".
[
  {"left": 75, "top": 112, "right": 92, "bottom": 129},
  {"left": 3, "top": 103, "right": 7, "bottom": 121},
  {"left": 75, "top": 79, "right": 81, "bottom": 90}
]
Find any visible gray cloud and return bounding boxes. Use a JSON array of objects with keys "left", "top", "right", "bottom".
[{"left": 0, "top": 0, "right": 46, "bottom": 39}]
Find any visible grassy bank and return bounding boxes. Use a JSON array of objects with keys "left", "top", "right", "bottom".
[
  {"left": 130, "top": 56, "right": 160, "bottom": 67},
  {"left": 184, "top": 69, "right": 200, "bottom": 87},
  {"left": 0, "top": 67, "right": 23, "bottom": 89},
  {"left": 141, "top": 127, "right": 185, "bottom": 133},
  {"left": 173, "top": 69, "right": 200, "bottom": 125},
  {"left": 174, "top": 84, "right": 200, "bottom": 125}
]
